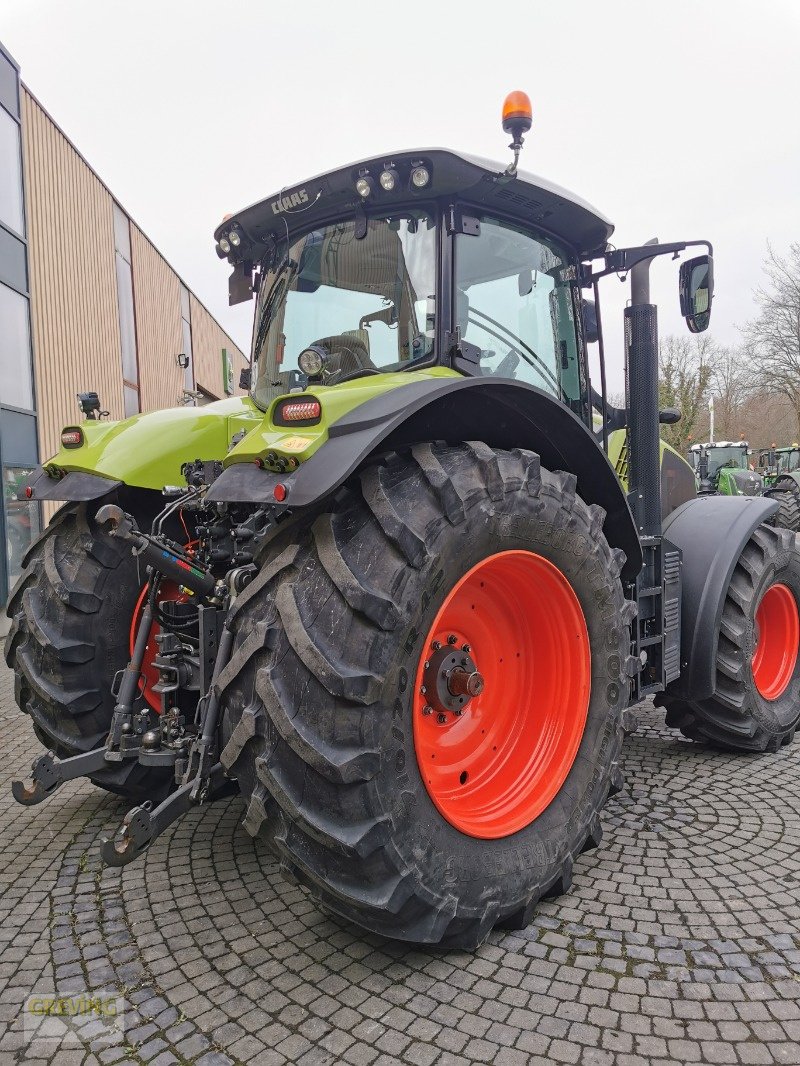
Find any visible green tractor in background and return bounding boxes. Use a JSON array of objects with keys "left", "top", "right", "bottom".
[
  {"left": 7, "top": 93, "right": 800, "bottom": 949},
  {"left": 687, "top": 441, "right": 763, "bottom": 496},
  {"left": 758, "top": 445, "right": 800, "bottom": 530}
]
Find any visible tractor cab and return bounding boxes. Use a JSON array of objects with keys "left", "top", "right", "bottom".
[{"left": 217, "top": 144, "right": 612, "bottom": 431}]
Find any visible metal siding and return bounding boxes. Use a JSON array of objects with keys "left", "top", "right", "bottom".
[
  {"left": 189, "top": 293, "right": 248, "bottom": 399},
  {"left": 22, "top": 86, "right": 248, "bottom": 472},
  {"left": 21, "top": 89, "right": 124, "bottom": 462},
  {"left": 130, "top": 224, "right": 184, "bottom": 411}
]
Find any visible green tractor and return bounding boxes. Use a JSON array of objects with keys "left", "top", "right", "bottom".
[
  {"left": 8, "top": 93, "right": 800, "bottom": 949},
  {"left": 687, "top": 440, "right": 763, "bottom": 496},
  {"left": 758, "top": 445, "right": 800, "bottom": 530}
]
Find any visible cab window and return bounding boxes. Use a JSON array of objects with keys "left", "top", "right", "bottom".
[{"left": 454, "top": 216, "right": 584, "bottom": 407}]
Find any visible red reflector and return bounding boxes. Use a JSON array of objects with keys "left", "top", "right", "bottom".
[
  {"left": 273, "top": 483, "right": 287, "bottom": 502},
  {"left": 25, "top": 487, "right": 33, "bottom": 499},
  {"left": 280, "top": 400, "right": 321, "bottom": 422},
  {"left": 61, "top": 428, "right": 83, "bottom": 447}
]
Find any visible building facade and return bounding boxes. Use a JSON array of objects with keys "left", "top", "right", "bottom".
[{"left": 0, "top": 41, "right": 248, "bottom": 602}]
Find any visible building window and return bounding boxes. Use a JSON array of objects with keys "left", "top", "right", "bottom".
[
  {"left": 3, "top": 465, "right": 40, "bottom": 589},
  {"left": 0, "top": 105, "right": 23, "bottom": 236},
  {"left": 113, "top": 204, "right": 139, "bottom": 415},
  {"left": 0, "top": 281, "right": 33, "bottom": 410}
]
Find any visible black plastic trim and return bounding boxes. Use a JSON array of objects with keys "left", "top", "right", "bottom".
[{"left": 663, "top": 494, "right": 779, "bottom": 701}]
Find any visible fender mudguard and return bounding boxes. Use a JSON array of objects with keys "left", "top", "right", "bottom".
[
  {"left": 765, "top": 471, "right": 800, "bottom": 497},
  {"left": 23, "top": 466, "right": 122, "bottom": 502},
  {"left": 663, "top": 494, "right": 779, "bottom": 701},
  {"left": 208, "top": 376, "right": 643, "bottom": 579}
]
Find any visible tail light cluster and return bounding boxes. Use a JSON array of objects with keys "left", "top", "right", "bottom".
[
  {"left": 274, "top": 398, "right": 321, "bottom": 426},
  {"left": 61, "top": 427, "right": 84, "bottom": 448}
]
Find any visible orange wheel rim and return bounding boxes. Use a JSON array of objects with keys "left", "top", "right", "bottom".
[
  {"left": 752, "top": 582, "right": 799, "bottom": 700},
  {"left": 413, "top": 550, "right": 591, "bottom": 839}
]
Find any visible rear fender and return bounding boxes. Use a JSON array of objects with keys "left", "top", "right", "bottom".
[
  {"left": 663, "top": 494, "right": 779, "bottom": 701},
  {"left": 209, "top": 377, "right": 643, "bottom": 580},
  {"left": 766, "top": 471, "right": 800, "bottom": 496}
]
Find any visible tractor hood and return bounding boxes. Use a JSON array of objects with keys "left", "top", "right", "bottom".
[{"left": 43, "top": 396, "right": 263, "bottom": 491}]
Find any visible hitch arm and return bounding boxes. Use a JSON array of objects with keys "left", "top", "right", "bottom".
[
  {"left": 12, "top": 746, "right": 111, "bottom": 806},
  {"left": 99, "top": 763, "right": 225, "bottom": 866}
]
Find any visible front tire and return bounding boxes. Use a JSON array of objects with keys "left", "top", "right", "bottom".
[
  {"left": 662, "top": 524, "right": 800, "bottom": 752},
  {"left": 219, "top": 444, "right": 630, "bottom": 947}
]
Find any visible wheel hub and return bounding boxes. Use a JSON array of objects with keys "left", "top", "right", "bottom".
[{"left": 421, "top": 639, "right": 483, "bottom": 721}]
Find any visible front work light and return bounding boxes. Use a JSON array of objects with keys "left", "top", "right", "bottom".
[
  {"left": 229, "top": 230, "right": 241, "bottom": 247},
  {"left": 298, "top": 346, "right": 326, "bottom": 377},
  {"left": 379, "top": 166, "right": 398, "bottom": 191},
  {"left": 218, "top": 236, "right": 231, "bottom": 254},
  {"left": 411, "top": 165, "right": 430, "bottom": 189},
  {"left": 355, "top": 176, "right": 374, "bottom": 198}
]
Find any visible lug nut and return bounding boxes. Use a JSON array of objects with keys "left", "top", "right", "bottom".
[
  {"left": 422, "top": 705, "right": 433, "bottom": 716},
  {"left": 420, "top": 685, "right": 427, "bottom": 695},
  {"left": 447, "top": 634, "right": 457, "bottom": 645},
  {"left": 437, "top": 713, "right": 448, "bottom": 724},
  {"left": 432, "top": 640, "right": 442, "bottom": 651},
  {"left": 424, "top": 661, "right": 430, "bottom": 670},
  {"left": 462, "top": 643, "right": 471, "bottom": 653}
]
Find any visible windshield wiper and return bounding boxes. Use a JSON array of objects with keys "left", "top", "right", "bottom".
[
  {"left": 468, "top": 308, "right": 561, "bottom": 393},
  {"left": 252, "top": 257, "right": 298, "bottom": 363}
]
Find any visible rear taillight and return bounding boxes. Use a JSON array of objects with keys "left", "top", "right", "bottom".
[
  {"left": 61, "top": 428, "right": 83, "bottom": 448},
  {"left": 275, "top": 399, "right": 321, "bottom": 425}
]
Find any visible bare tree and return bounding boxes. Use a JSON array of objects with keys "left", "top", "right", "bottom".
[
  {"left": 658, "top": 334, "right": 717, "bottom": 450},
  {"left": 710, "top": 345, "right": 750, "bottom": 440},
  {"left": 742, "top": 242, "right": 800, "bottom": 436}
]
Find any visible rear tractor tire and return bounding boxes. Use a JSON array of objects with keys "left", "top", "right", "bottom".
[
  {"left": 5, "top": 499, "right": 173, "bottom": 800},
  {"left": 219, "top": 443, "right": 631, "bottom": 948},
  {"left": 661, "top": 523, "right": 800, "bottom": 752}
]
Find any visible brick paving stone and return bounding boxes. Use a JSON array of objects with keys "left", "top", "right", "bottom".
[{"left": 0, "top": 675, "right": 799, "bottom": 1064}]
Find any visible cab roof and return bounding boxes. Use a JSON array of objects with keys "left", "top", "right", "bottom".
[
  {"left": 690, "top": 441, "right": 749, "bottom": 450},
  {"left": 215, "top": 148, "right": 614, "bottom": 269}
]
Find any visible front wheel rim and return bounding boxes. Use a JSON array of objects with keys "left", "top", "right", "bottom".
[
  {"left": 752, "top": 582, "right": 799, "bottom": 700},
  {"left": 413, "top": 550, "right": 591, "bottom": 839}
]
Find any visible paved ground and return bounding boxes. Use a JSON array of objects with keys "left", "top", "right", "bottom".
[{"left": 1, "top": 667, "right": 799, "bottom": 1066}]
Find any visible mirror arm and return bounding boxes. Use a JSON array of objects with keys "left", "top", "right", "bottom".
[{"left": 585, "top": 239, "right": 714, "bottom": 284}]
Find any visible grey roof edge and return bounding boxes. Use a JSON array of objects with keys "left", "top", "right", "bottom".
[{"left": 226, "top": 147, "right": 614, "bottom": 254}]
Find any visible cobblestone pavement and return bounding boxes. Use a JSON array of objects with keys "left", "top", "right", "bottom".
[{"left": 1, "top": 666, "right": 799, "bottom": 1066}]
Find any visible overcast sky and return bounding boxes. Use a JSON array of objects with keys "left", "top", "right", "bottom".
[{"left": 3, "top": 0, "right": 799, "bottom": 393}]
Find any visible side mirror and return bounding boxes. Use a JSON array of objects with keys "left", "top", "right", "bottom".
[
  {"left": 659, "top": 407, "right": 681, "bottom": 425},
  {"left": 238, "top": 367, "right": 252, "bottom": 390},
  {"left": 177, "top": 353, "right": 190, "bottom": 370},
  {"left": 679, "top": 253, "right": 714, "bottom": 333}
]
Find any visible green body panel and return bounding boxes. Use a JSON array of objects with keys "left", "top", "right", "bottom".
[
  {"left": 716, "top": 468, "right": 742, "bottom": 496},
  {"left": 607, "top": 429, "right": 694, "bottom": 489},
  {"left": 44, "top": 368, "right": 460, "bottom": 490},
  {"left": 225, "top": 367, "right": 460, "bottom": 469},
  {"left": 47, "top": 397, "right": 263, "bottom": 490}
]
